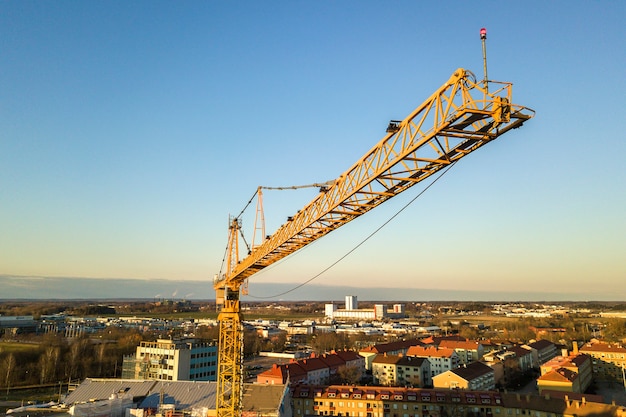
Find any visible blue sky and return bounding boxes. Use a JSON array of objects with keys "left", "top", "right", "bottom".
[{"left": 1, "top": 1, "right": 625, "bottom": 301}]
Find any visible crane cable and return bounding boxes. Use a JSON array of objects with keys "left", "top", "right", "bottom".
[
  {"left": 218, "top": 181, "right": 333, "bottom": 278},
  {"left": 247, "top": 160, "right": 459, "bottom": 299}
]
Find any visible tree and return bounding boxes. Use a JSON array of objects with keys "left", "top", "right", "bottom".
[
  {"left": 39, "top": 345, "right": 60, "bottom": 384},
  {"left": 3, "top": 353, "right": 15, "bottom": 393},
  {"left": 336, "top": 365, "right": 361, "bottom": 385}
]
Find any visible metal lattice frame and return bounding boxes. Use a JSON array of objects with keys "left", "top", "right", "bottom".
[
  {"left": 214, "top": 68, "right": 534, "bottom": 417},
  {"left": 217, "top": 68, "right": 534, "bottom": 291},
  {"left": 216, "top": 302, "right": 243, "bottom": 417}
]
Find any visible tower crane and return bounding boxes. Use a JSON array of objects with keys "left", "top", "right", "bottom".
[{"left": 214, "top": 46, "right": 534, "bottom": 417}]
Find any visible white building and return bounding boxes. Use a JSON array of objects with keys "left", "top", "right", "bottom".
[
  {"left": 345, "top": 295, "right": 358, "bottom": 310},
  {"left": 325, "top": 297, "right": 406, "bottom": 321},
  {"left": 121, "top": 338, "right": 217, "bottom": 381}
]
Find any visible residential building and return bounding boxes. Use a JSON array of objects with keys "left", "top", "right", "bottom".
[
  {"left": 508, "top": 345, "right": 534, "bottom": 373},
  {"left": 406, "top": 345, "right": 460, "bottom": 378},
  {"left": 333, "top": 349, "right": 366, "bottom": 371},
  {"left": 121, "top": 338, "right": 217, "bottom": 381},
  {"left": 537, "top": 368, "right": 584, "bottom": 394},
  {"left": 359, "top": 339, "right": 423, "bottom": 370},
  {"left": 523, "top": 339, "right": 559, "bottom": 367},
  {"left": 258, "top": 362, "right": 307, "bottom": 385},
  {"left": 537, "top": 353, "right": 593, "bottom": 394},
  {"left": 579, "top": 341, "right": 626, "bottom": 382},
  {"left": 432, "top": 361, "right": 495, "bottom": 391},
  {"left": 372, "top": 354, "right": 430, "bottom": 387},
  {"left": 291, "top": 384, "right": 625, "bottom": 417},
  {"left": 438, "top": 339, "right": 484, "bottom": 365},
  {"left": 256, "top": 350, "right": 365, "bottom": 385}
]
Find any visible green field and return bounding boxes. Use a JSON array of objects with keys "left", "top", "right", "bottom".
[{"left": 0, "top": 341, "right": 40, "bottom": 353}]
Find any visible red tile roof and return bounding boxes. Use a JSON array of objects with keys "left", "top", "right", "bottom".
[
  {"left": 439, "top": 340, "right": 482, "bottom": 350},
  {"left": 407, "top": 345, "right": 455, "bottom": 358}
]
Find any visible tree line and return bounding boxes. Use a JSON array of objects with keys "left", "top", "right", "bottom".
[{"left": 0, "top": 328, "right": 141, "bottom": 390}]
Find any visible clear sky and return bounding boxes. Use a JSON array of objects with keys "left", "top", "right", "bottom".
[{"left": 1, "top": 1, "right": 625, "bottom": 301}]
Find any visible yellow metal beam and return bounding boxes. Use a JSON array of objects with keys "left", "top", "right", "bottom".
[
  {"left": 216, "top": 68, "right": 533, "bottom": 291},
  {"left": 214, "top": 68, "right": 534, "bottom": 417}
]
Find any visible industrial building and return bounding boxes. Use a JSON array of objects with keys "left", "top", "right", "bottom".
[
  {"left": 324, "top": 296, "right": 405, "bottom": 321},
  {"left": 62, "top": 378, "right": 290, "bottom": 417},
  {"left": 0, "top": 315, "right": 37, "bottom": 334}
]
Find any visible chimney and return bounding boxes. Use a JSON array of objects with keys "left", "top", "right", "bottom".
[{"left": 572, "top": 341, "right": 579, "bottom": 354}]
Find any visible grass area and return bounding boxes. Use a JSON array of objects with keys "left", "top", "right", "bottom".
[
  {"left": 2, "top": 386, "right": 61, "bottom": 402},
  {"left": 0, "top": 341, "right": 41, "bottom": 353}
]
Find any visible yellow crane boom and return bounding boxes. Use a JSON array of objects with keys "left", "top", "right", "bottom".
[{"left": 214, "top": 67, "right": 534, "bottom": 417}]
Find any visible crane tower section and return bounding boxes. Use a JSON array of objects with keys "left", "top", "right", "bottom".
[{"left": 214, "top": 68, "right": 534, "bottom": 417}]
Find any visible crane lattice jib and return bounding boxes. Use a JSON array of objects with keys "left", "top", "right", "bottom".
[{"left": 215, "top": 68, "right": 534, "bottom": 292}]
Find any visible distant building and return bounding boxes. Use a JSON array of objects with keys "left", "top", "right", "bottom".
[
  {"left": 121, "top": 338, "right": 217, "bottom": 381},
  {"left": 325, "top": 296, "right": 406, "bottom": 321},
  {"left": 432, "top": 361, "right": 495, "bottom": 391},
  {"left": 0, "top": 315, "right": 37, "bottom": 334},
  {"left": 345, "top": 295, "right": 357, "bottom": 310}
]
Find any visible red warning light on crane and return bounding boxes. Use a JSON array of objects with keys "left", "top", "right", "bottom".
[{"left": 480, "top": 28, "right": 487, "bottom": 40}]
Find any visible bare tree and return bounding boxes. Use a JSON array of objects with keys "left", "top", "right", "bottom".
[
  {"left": 39, "top": 346, "right": 60, "bottom": 384},
  {"left": 3, "top": 353, "right": 15, "bottom": 393}
]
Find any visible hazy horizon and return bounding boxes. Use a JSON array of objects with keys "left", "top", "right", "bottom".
[{"left": 0, "top": 275, "right": 619, "bottom": 303}]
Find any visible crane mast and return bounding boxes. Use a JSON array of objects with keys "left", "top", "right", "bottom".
[{"left": 214, "top": 67, "right": 534, "bottom": 417}]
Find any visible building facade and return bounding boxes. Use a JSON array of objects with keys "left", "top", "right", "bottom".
[
  {"left": 438, "top": 340, "right": 484, "bottom": 365},
  {"left": 121, "top": 338, "right": 217, "bottom": 381},
  {"left": 291, "top": 385, "right": 625, "bottom": 417},
  {"left": 372, "top": 355, "right": 430, "bottom": 387},
  {"left": 537, "top": 352, "right": 593, "bottom": 394},
  {"left": 579, "top": 341, "right": 626, "bottom": 382},
  {"left": 432, "top": 361, "right": 495, "bottom": 391},
  {"left": 406, "top": 345, "right": 461, "bottom": 378}
]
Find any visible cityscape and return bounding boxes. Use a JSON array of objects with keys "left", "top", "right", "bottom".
[
  {"left": 2, "top": 2, "right": 625, "bottom": 417},
  {"left": 1, "top": 296, "right": 625, "bottom": 417}
]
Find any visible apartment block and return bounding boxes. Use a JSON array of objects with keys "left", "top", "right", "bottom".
[
  {"left": 432, "top": 361, "right": 495, "bottom": 391},
  {"left": 290, "top": 385, "right": 625, "bottom": 417},
  {"left": 537, "top": 353, "right": 592, "bottom": 394},
  {"left": 523, "top": 339, "right": 559, "bottom": 367},
  {"left": 406, "top": 345, "right": 461, "bottom": 378},
  {"left": 579, "top": 341, "right": 626, "bottom": 382},
  {"left": 256, "top": 350, "right": 365, "bottom": 385},
  {"left": 359, "top": 339, "right": 423, "bottom": 370},
  {"left": 372, "top": 354, "right": 430, "bottom": 387},
  {"left": 121, "top": 338, "right": 217, "bottom": 381},
  {"left": 438, "top": 339, "right": 485, "bottom": 365}
]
